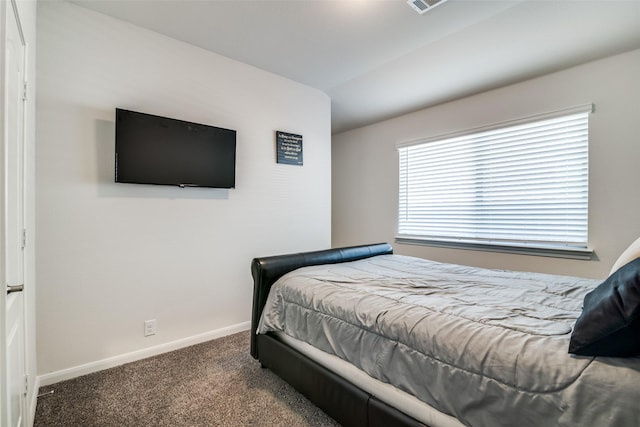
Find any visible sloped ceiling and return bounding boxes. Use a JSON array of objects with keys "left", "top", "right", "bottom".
[{"left": 71, "top": 0, "right": 640, "bottom": 134}]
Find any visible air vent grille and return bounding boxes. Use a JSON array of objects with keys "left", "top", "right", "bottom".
[{"left": 407, "top": 0, "right": 449, "bottom": 15}]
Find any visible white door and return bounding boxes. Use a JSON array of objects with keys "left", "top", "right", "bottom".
[{"left": 1, "top": 0, "right": 27, "bottom": 426}]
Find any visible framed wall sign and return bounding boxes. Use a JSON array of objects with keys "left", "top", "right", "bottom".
[{"left": 276, "top": 131, "right": 303, "bottom": 166}]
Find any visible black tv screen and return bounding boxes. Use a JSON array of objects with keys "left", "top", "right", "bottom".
[{"left": 115, "top": 108, "right": 236, "bottom": 188}]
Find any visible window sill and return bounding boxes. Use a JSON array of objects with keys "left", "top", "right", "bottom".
[{"left": 395, "top": 237, "right": 594, "bottom": 260}]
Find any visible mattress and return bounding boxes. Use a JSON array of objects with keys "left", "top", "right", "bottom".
[{"left": 258, "top": 254, "right": 640, "bottom": 427}]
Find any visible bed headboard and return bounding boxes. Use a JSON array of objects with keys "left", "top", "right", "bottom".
[{"left": 250, "top": 243, "right": 393, "bottom": 358}]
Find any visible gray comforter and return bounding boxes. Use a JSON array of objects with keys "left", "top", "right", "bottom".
[{"left": 258, "top": 254, "right": 640, "bottom": 427}]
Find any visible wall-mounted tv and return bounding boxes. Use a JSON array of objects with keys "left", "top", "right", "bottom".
[{"left": 115, "top": 108, "right": 236, "bottom": 189}]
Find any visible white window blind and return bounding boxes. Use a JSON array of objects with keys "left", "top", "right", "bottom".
[{"left": 397, "top": 107, "right": 591, "bottom": 256}]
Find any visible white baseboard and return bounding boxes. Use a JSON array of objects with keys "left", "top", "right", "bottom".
[{"left": 37, "top": 321, "right": 251, "bottom": 387}]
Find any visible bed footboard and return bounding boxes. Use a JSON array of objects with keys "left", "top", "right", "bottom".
[{"left": 250, "top": 242, "right": 393, "bottom": 359}]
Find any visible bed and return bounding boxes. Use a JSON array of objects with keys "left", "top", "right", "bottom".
[{"left": 250, "top": 243, "right": 640, "bottom": 427}]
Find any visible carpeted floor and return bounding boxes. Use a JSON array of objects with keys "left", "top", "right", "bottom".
[{"left": 34, "top": 331, "right": 340, "bottom": 426}]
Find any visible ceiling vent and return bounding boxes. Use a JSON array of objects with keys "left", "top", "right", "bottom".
[{"left": 407, "top": 0, "right": 449, "bottom": 15}]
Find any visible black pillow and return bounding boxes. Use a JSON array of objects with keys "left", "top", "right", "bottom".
[{"left": 569, "top": 257, "right": 640, "bottom": 357}]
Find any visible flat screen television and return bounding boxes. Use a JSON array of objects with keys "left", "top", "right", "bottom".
[{"left": 115, "top": 108, "right": 236, "bottom": 188}]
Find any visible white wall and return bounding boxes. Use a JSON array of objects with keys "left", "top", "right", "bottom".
[
  {"left": 333, "top": 49, "right": 640, "bottom": 280},
  {"left": 36, "top": 1, "right": 331, "bottom": 379}
]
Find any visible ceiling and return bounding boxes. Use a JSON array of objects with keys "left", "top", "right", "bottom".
[{"left": 71, "top": 0, "right": 640, "bottom": 134}]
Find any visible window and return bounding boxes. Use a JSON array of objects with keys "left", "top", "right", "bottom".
[{"left": 397, "top": 105, "right": 593, "bottom": 259}]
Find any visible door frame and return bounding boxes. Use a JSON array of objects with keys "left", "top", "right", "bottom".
[{"left": 0, "top": 0, "right": 28, "bottom": 425}]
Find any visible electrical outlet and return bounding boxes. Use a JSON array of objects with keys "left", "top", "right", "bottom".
[{"left": 144, "top": 319, "right": 156, "bottom": 337}]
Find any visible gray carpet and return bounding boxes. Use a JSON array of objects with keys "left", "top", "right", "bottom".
[{"left": 34, "top": 331, "right": 340, "bottom": 426}]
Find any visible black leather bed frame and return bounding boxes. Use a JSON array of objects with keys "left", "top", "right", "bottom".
[{"left": 250, "top": 243, "right": 429, "bottom": 427}]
